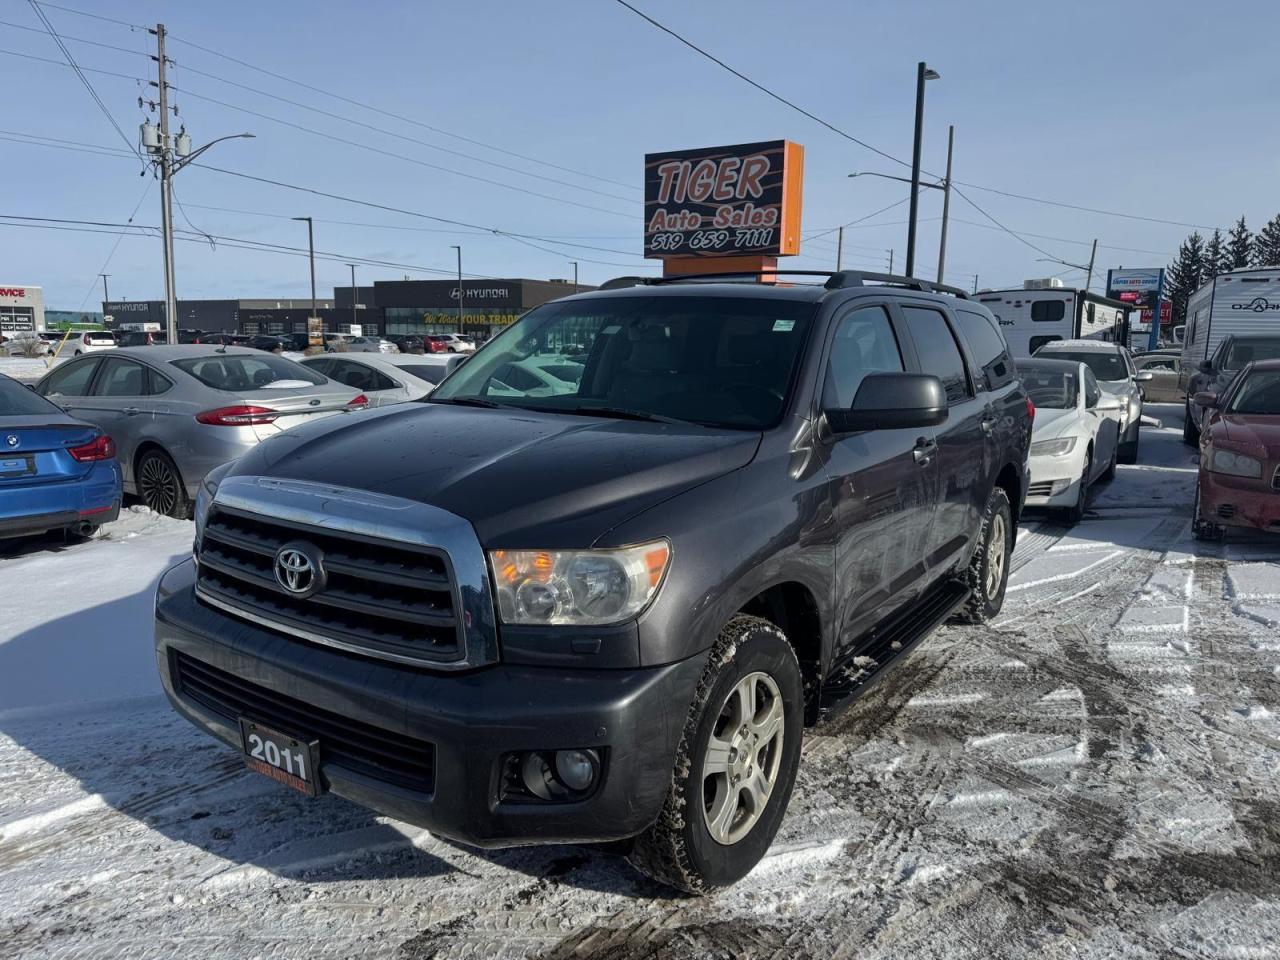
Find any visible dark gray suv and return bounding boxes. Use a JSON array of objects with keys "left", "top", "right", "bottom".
[{"left": 155, "top": 271, "right": 1032, "bottom": 893}]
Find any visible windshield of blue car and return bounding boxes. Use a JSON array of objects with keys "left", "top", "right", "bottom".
[
  {"left": 1227, "top": 369, "right": 1280, "bottom": 415},
  {"left": 1225, "top": 338, "right": 1280, "bottom": 369},
  {"left": 1037, "top": 349, "right": 1126, "bottom": 382},
  {"left": 0, "top": 375, "right": 64, "bottom": 416},
  {"left": 429, "top": 296, "right": 816, "bottom": 429},
  {"left": 1017, "top": 362, "right": 1077, "bottom": 409},
  {"left": 172, "top": 354, "right": 326, "bottom": 391}
]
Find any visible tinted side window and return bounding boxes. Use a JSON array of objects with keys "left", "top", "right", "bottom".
[
  {"left": 94, "top": 358, "right": 147, "bottom": 397},
  {"left": 40, "top": 358, "right": 100, "bottom": 398},
  {"left": 822, "top": 305, "right": 904, "bottom": 408},
  {"left": 1032, "top": 300, "right": 1066, "bottom": 322},
  {"left": 954, "top": 307, "right": 1015, "bottom": 391},
  {"left": 1084, "top": 369, "right": 1101, "bottom": 408},
  {"left": 902, "top": 306, "right": 970, "bottom": 405},
  {"left": 148, "top": 368, "right": 174, "bottom": 395}
]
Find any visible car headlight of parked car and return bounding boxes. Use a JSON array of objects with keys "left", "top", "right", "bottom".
[
  {"left": 1030, "top": 437, "right": 1077, "bottom": 457},
  {"left": 1209, "top": 448, "right": 1262, "bottom": 479},
  {"left": 194, "top": 460, "right": 235, "bottom": 548},
  {"left": 489, "top": 541, "right": 670, "bottom": 625}
]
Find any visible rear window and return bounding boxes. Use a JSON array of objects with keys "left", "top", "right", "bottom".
[
  {"left": 172, "top": 354, "right": 326, "bottom": 391},
  {"left": 0, "top": 375, "right": 63, "bottom": 415},
  {"left": 84, "top": 332, "right": 116, "bottom": 344},
  {"left": 399, "top": 365, "right": 447, "bottom": 385},
  {"left": 1036, "top": 348, "right": 1127, "bottom": 381}
]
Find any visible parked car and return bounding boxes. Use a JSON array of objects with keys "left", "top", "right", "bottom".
[
  {"left": 344, "top": 335, "right": 398, "bottom": 354},
  {"left": 1032, "top": 338, "right": 1151, "bottom": 463},
  {"left": 1, "top": 331, "right": 52, "bottom": 356},
  {"left": 247, "top": 335, "right": 287, "bottom": 353},
  {"left": 322, "top": 333, "right": 355, "bottom": 352},
  {"left": 1183, "top": 333, "right": 1280, "bottom": 445},
  {"left": 1019, "top": 358, "right": 1123, "bottom": 524},
  {"left": 438, "top": 333, "right": 476, "bottom": 353},
  {"left": 35, "top": 346, "right": 369, "bottom": 518},
  {"left": 1192, "top": 359, "right": 1280, "bottom": 540},
  {"left": 0, "top": 372, "right": 121, "bottom": 540},
  {"left": 155, "top": 270, "right": 1032, "bottom": 894},
  {"left": 276, "top": 333, "right": 313, "bottom": 352},
  {"left": 421, "top": 334, "right": 460, "bottom": 354},
  {"left": 1132, "top": 351, "right": 1183, "bottom": 403},
  {"left": 384, "top": 334, "right": 425, "bottom": 355},
  {"left": 117, "top": 329, "right": 168, "bottom": 347},
  {"left": 197, "top": 333, "right": 252, "bottom": 347},
  {"left": 65, "top": 330, "right": 118, "bottom": 357},
  {"left": 299, "top": 353, "right": 447, "bottom": 406}
]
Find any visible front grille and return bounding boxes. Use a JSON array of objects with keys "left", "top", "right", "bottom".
[
  {"left": 172, "top": 651, "right": 435, "bottom": 794},
  {"left": 196, "top": 505, "right": 463, "bottom": 665},
  {"left": 1027, "top": 480, "right": 1055, "bottom": 497}
]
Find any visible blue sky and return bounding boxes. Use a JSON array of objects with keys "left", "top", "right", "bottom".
[{"left": 3, "top": 0, "right": 1278, "bottom": 310}]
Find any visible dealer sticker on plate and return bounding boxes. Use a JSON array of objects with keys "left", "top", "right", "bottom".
[{"left": 238, "top": 718, "right": 321, "bottom": 797}]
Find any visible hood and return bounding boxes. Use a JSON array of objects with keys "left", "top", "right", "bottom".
[
  {"left": 232, "top": 403, "right": 761, "bottom": 547},
  {"left": 1030, "top": 406, "right": 1079, "bottom": 442},
  {"left": 1214, "top": 414, "right": 1280, "bottom": 455}
]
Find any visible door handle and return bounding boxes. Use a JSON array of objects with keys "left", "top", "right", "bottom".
[
  {"left": 123, "top": 407, "right": 141, "bottom": 416},
  {"left": 980, "top": 410, "right": 997, "bottom": 433},
  {"left": 912, "top": 437, "right": 937, "bottom": 464}
]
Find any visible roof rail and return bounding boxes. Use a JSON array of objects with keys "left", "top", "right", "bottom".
[
  {"left": 597, "top": 269, "right": 970, "bottom": 298},
  {"left": 823, "top": 271, "right": 970, "bottom": 299}
]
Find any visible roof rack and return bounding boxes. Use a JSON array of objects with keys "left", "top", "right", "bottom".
[{"left": 598, "top": 270, "right": 969, "bottom": 298}]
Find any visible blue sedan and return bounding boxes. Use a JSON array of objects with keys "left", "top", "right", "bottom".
[{"left": 0, "top": 373, "right": 122, "bottom": 540}]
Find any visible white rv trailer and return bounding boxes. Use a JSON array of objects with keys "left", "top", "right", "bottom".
[
  {"left": 1177, "top": 266, "right": 1280, "bottom": 391},
  {"left": 973, "top": 279, "right": 1130, "bottom": 358}
]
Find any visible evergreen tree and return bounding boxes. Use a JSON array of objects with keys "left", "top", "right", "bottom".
[
  {"left": 1166, "top": 232, "right": 1206, "bottom": 326},
  {"left": 1254, "top": 214, "right": 1280, "bottom": 267},
  {"left": 1227, "top": 216, "right": 1253, "bottom": 269},
  {"left": 1203, "top": 229, "right": 1229, "bottom": 280}
]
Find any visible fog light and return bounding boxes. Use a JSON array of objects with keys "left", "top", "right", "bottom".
[
  {"left": 1049, "top": 479, "right": 1070, "bottom": 495},
  {"left": 554, "top": 749, "right": 599, "bottom": 792}
]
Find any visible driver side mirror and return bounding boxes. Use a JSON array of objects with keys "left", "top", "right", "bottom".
[
  {"left": 1134, "top": 370, "right": 1154, "bottom": 382},
  {"left": 824, "top": 372, "right": 947, "bottom": 435},
  {"left": 1193, "top": 390, "right": 1219, "bottom": 409},
  {"left": 1199, "top": 360, "right": 1213, "bottom": 374},
  {"left": 1095, "top": 394, "right": 1124, "bottom": 412}
]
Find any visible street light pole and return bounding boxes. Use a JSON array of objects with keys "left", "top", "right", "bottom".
[
  {"left": 936, "top": 124, "right": 954, "bottom": 285},
  {"left": 835, "top": 227, "right": 844, "bottom": 270},
  {"left": 99, "top": 274, "right": 110, "bottom": 306},
  {"left": 905, "top": 61, "right": 939, "bottom": 278},
  {"left": 450, "top": 245, "right": 463, "bottom": 331},
  {"left": 293, "top": 217, "right": 316, "bottom": 324},
  {"left": 346, "top": 263, "right": 357, "bottom": 334},
  {"left": 571, "top": 261, "right": 579, "bottom": 294}
]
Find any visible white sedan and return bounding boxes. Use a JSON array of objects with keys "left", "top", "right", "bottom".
[
  {"left": 1021, "top": 358, "right": 1123, "bottom": 524},
  {"left": 299, "top": 353, "right": 457, "bottom": 407}
]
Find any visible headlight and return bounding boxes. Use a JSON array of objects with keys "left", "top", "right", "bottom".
[
  {"left": 489, "top": 541, "right": 670, "bottom": 625},
  {"left": 1210, "top": 448, "right": 1262, "bottom": 478},
  {"left": 1030, "top": 436, "right": 1077, "bottom": 457}
]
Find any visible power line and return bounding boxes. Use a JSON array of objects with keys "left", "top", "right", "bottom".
[
  {"left": 75, "top": 182, "right": 152, "bottom": 310},
  {"left": 948, "top": 218, "right": 1173, "bottom": 258},
  {"left": 31, "top": 0, "right": 141, "bottom": 29},
  {"left": 804, "top": 196, "right": 914, "bottom": 243},
  {"left": 950, "top": 186, "right": 1061, "bottom": 260},
  {"left": 952, "top": 182, "right": 1219, "bottom": 231}
]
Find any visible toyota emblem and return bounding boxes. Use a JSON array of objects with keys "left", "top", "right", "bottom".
[
  {"left": 4, "top": 435, "right": 17, "bottom": 448},
  {"left": 273, "top": 541, "right": 324, "bottom": 597}
]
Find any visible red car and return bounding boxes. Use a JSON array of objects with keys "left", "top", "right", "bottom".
[{"left": 1194, "top": 358, "right": 1280, "bottom": 539}]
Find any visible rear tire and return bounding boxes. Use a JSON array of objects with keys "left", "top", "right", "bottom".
[
  {"left": 954, "top": 486, "right": 1013, "bottom": 624},
  {"left": 627, "top": 615, "right": 803, "bottom": 895},
  {"left": 137, "top": 449, "right": 190, "bottom": 520}
]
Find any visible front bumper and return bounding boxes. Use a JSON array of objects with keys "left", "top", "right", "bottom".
[
  {"left": 155, "top": 559, "right": 706, "bottom": 848},
  {"left": 1025, "top": 447, "right": 1086, "bottom": 507},
  {"left": 1198, "top": 469, "right": 1280, "bottom": 533}
]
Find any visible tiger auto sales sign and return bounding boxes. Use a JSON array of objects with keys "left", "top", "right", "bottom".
[{"left": 644, "top": 140, "right": 804, "bottom": 259}]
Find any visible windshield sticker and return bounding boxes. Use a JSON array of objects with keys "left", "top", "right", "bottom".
[{"left": 772, "top": 319, "right": 795, "bottom": 332}]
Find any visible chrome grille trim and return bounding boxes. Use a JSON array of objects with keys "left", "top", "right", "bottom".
[{"left": 196, "top": 475, "right": 498, "bottom": 670}]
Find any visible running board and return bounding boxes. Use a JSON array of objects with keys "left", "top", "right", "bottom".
[{"left": 817, "top": 580, "right": 970, "bottom": 723}]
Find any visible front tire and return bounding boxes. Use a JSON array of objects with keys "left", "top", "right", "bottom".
[
  {"left": 1192, "top": 477, "right": 1223, "bottom": 542},
  {"left": 627, "top": 615, "right": 803, "bottom": 895},
  {"left": 137, "top": 449, "right": 190, "bottom": 519},
  {"left": 954, "top": 486, "right": 1013, "bottom": 624},
  {"left": 1182, "top": 402, "right": 1199, "bottom": 446}
]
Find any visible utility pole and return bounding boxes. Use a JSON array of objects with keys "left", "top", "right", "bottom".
[
  {"left": 972, "top": 274, "right": 979, "bottom": 294},
  {"left": 834, "top": 227, "right": 844, "bottom": 270},
  {"left": 905, "top": 61, "right": 940, "bottom": 278},
  {"left": 346, "top": 263, "right": 357, "bottom": 334},
  {"left": 936, "top": 124, "right": 954, "bottom": 285},
  {"left": 888, "top": 249, "right": 895, "bottom": 273},
  {"left": 450, "top": 245, "right": 463, "bottom": 331},
  {"left": 99, "top": 274, "right": 110, "bottom": 306},
  {"left": 293, "top": 217, "right": 316, "bottom": 324},
  {"left": 1084, "top": 238, "right": 1098, "bottom": 293},
  {"left": 571, "top": 261, "right": 579, "bottom": 293}
]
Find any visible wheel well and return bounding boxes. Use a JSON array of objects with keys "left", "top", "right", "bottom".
[
  {"left": 738, "top": 582, "right": 822, "bottom": 725},
  {"left": 132, "top": 441, "right": 185, "bottom": 489},
  {"left": 995, "top": 463, "right": 1022, "bottom": 528}
]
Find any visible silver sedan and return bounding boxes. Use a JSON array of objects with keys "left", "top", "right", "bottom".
[
  {"left": 34, "top": 345, "right": 369, "bottom": 518},
  {"left": 298, "top": 353, "right": 460, "bottom": 406}
]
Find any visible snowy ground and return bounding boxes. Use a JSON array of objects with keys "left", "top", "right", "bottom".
[{"left": 2, "top": 404, "right": 1279, "bottom": 959}]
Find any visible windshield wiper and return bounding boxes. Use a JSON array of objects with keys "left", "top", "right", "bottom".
[
  {"left": 556, "top": 404, "right": 689, "bottom": 425},
  {"left": 429, "top": 396, "right": 504, "bottom": 409}
]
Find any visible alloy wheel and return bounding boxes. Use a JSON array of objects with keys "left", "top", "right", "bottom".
[
  {"left": 140, "top": 456, "right": 179, "bottom": 516},
  {"left": 985, "top": 511, "right": 1007, "bottom": 599},
  {"left": 701, "top": 671, "right": 785, "bottom": 846}
]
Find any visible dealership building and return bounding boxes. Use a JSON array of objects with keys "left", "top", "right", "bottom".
[
  {"left": 102, "top": 297, "right": 336, "bottom": 335},
  {"left": 0, "top": 284, "right": 45, "bottom": 333}
]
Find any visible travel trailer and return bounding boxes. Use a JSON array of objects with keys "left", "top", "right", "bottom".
[{"left": 974, "top": 279, "right": 1130, "bottom": 357}]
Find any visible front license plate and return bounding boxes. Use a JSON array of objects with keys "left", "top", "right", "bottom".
[{"left": 239, "top": 719, "right": 321, "bottom": 797}]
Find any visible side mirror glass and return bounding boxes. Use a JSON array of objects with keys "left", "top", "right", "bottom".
[
  {"left": 1193, "top": 390, "right": 1219, "bottom": 409},
  {"left": 825, "top": 372, "right": 947, "bottom": 435}
]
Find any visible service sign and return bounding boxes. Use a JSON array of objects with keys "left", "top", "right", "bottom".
[{"left": 644, "top": 140, "right": 803, "bottom": 259}]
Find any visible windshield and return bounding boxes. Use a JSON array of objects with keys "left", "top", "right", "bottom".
[
  {"left": 172, "top": 353, "right": 326, "bottom": 391},
  {"left": 1038, "top": 349, "right": 1126, "bottom": 381},
  {"left": 1227, "top": 369, "right": 1280, "bottom": 415},
  {"left": 430, "top": 295, "right": 816, "bottom": 429},
  {"left": 0, "top": 375, "right": 63, "bottom": 416},
  {"left": 1225, "top": 338, "right": 1280, "bottom": 369},
  {"left": 1018, "top": 362, "right": 1078, "bottom": 409}
]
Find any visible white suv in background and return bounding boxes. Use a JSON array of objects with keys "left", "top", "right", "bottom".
[{"left": 65, "top": 330, "right": 118, "bottom": 357}]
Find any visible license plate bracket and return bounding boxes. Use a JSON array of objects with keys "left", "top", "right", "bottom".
[
  {"left": 0, "top": 455, "right": 34, "bottom": 479},
  {"left": 238, "top": 718, "right": 321, "bottom": 797}
]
